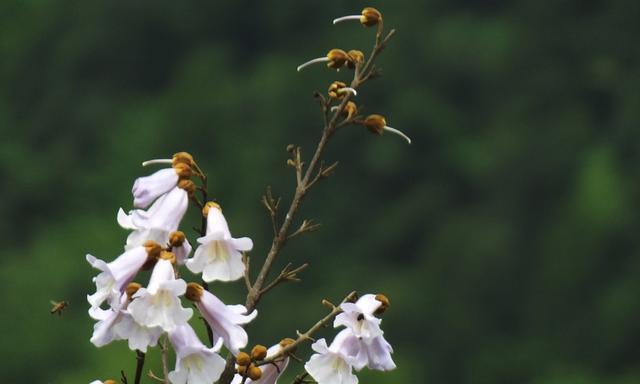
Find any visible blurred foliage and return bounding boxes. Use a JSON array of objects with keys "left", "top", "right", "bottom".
[{"left": 1, "top": 0, "right": 640, "bottom": 383}]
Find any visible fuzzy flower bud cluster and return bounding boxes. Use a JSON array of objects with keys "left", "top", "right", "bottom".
[{"left": 86, "top": 153, "right": 257, "bottom": 384}]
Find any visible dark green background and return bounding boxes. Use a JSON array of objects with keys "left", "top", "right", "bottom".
[{"left": 2, "top": 1, "right": 639, "bottom": 383}]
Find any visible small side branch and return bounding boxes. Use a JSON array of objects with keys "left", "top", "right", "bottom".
[
  {"left": 260, "top": 262, "right": 309, "bottom": 296},
  {"left": 243, "top": 252, "right": 252, "bottom": 291},
  {"left": 259, "top": 291, "right": 357, "bottom": 365},
  {"left": 288, "top": 219, "right": 321, "bottom": 240},
  {"left": 261, "top": 186, "right": 281, "bottom": 236}
]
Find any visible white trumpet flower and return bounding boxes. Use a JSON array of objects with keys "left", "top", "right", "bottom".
[{"left": 168, "top": 324, "right": 226, "bottom": 384}]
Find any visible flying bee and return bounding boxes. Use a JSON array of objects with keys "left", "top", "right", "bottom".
[{"left": 50, "top": 300, "right": 69, "bottom": 316}]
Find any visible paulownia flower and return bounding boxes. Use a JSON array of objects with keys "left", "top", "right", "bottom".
[
  {"left": 185, "top": 283, "right": 257, "bottom": 355},
  {"left": 305, "top": 334, "right": 359, "bottom": 384},
  {"left": 128, "top": 258, "right": 192, "bottom": 332},
  {"left": 168, "top": 324, "right": 226, "bottom": 384},
  {"left": 132, "top": 153, "right": 193, "bottom": 209},
  {"left": 186, "top": 202, "right": 253, "bottom": 282},
  {"left": 86, "top": 241, "right": 161, "bottom": 308}
]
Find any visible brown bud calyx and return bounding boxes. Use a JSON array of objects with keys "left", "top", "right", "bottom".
[
  {"left": 185, "top": 282, "right": 204, "bottom": 302},
  {"left": 251, "top": 344, "right": 268, "bottom": 360},
  {"left": 173, "top": 162, "right": 192, "bottom": 178},
  {"left": 343, "top": 101, "right": 358, "bottom": 120},
  {"left": 143, "top": 240, "right": 162, "bottom": 260},
  {"left": 172, "top": 152, "right": 194, "bottom": 167},
  {"left": 237, "top": 364, "right": 248, "bottom": 375},
  {"left": 125, "top": 282, "right": 142, "bottom": 300},
  {"left": 247, "top": 364, "right": 262, "bottom": 380},
  {"left": 363, "top": 114, "right": 387, "bottom": 135},
  {"left": 347, "top": 50, "right": 365, "bottom": 69},
  {"left": 279, "top": 337, "right": 297, "bottom": 354},
  {"left": 103, "top": 380, "right": 118, "bottom": 384},
  {"left": 159, "top": 250, "right": 176, "bottom": 264},
  {"left": 374, "top": 293, "right": 390, "bottom": 315},
  {"left": 202, "top": 201, "right": 221, "bottom": 217},
  {"left": 236, "top": 351, "right": 251, "bottom": 366},
  {"left": 178, "top": 179, "right": 196, "bottom": 193},
  {"left": 169, "top": 231, "right": 186, "bottom": 248},
  {"left": 326, "top": 49, "right": 350, "bottom": 69},
  {"left": 360, "top": 7, "right": 382, "bottom": 26},
  {"left": 328, "top": 81, "right": 347, "bottom": 99}
]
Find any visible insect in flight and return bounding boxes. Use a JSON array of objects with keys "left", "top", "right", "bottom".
[{"left": 50, "top": 300, "right": 69, "bottom": 316}]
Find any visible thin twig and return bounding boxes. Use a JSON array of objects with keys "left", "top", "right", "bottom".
[
  {"left": 161, "top": 335, "right": 170, "bottom": 384},
  {"left": 260, "top": 262, "right": 309, "bottom": 296},
  {"left": 258, "top": 291, "right": 357, "bottom": 365},
  {"left": 243, "top": 252, "right": 252, "bottom": 291}
]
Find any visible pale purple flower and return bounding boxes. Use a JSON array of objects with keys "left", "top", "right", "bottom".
[
  {"left": 133, "top": 167, "right": 180, "bottom": 209},
  {"left": 88, "top": 293, "right": 127, "bottom": 347},
  {"left": 128, "top": 259, "right": 192, "bottom": 332},
  {"left": 168, "top": 324, "right": 226, "bottom": 384},
  {"left": 186, "top": 203, "right": 253, "bottom": 282},
  {"left": 305, "top": 334, "right": 358, "bottom": 384},
  {"left": 334, "top": 294, "right": 384, "bottom": 339}
]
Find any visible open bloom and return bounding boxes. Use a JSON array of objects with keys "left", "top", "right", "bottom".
[
  {"left": 89, "top": 293, "right": 127, "bottom": 347},
  {"left": 132, "top": 153, "right": 193, "bottom": 208},
  {"left": 329, "top": 329, "right": 396, "bottom": 372},
  {"left": 186, "top": 202, "right": 253, "bottom": 282},
  {"left": 305, "top": 335, "right": 358, "bottom": 384},
  {"left": 128, "top": 258, "right": 192, "bottom": 332},
  {"left": 334, "top": 294, "right": 384, "bottom": 339},
  {"left": 87, "top": 241, "right": 160, "bottom": 308},
  {"left": 186, "top": 283, "right": 257, "bottom": 355},
  {"left": 168, "top": 324, "right": 226, "bottom": 384}
]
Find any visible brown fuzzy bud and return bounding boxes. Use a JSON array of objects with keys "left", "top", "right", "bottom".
[
  {"left": 326, "top": 49, "right": 349, "bottom": 69},
  {"left": 159, "top": 250, "right": 176, "bottom": 264},
  {"left": 172, "top": 152, "right": 194, "bottom": 166},
  {"left": 360, "top": 7, "right": 382, "bottom": 26},
  {"left": 247, "top": 364, "right": 262, "bottom": 381},
  {"left": 185, "top": 282, "right": 204, "bottom": 302},
  {"left": 169, "top": 231, "right": 186, "bottom": 248},
  {"left": 178, "top": 179, "right": 196, "bottom": 194},
  {"left": 363, "top": 114, "right": 387, "bottom": 135},
  {"left": 375, "top": 293, "right": 390, "bottom": 315},
  {"left": 343, "top": 101, "right": 358, "bottom": 120},
  {"left": 125, "top": 282, "right": 142, "bottom": 300},
  {"left": 328, "top": 81, "right": 347, "bottom": 99},
  {"left": 279, "top": 337, "right": 297, "bottom": 354},
  {"left": 237, "top": 364, "right": 248, "bottom": 375},
  {"left": 104, "top": 381, "right": 118, "bottom": 384},
  {"left": 347, "top": 50, "right": 365, "bottom": 69},
  {"left": 236, "top": 352, "right": 251, "bottom": 367},
  {"left": 173, "top": 162, "right": 192, "bottom": 178},
  {"left": 251, "top": 344, "right": 268, "bottom": 360},
  {"left": 143, "top": 240, "right": 162, "bottom": 259},
  {"left": 202, "top": 201, "right": 221, "bottom": 217}
]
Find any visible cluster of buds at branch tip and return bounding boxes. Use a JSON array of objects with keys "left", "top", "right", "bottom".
[
  {"left": 236, "top": 346, "right": 268, "bottom": 380},
  {"left": 361, "top": 114, "right": 412, "bottom": 144},
  {"left": 297, "top": 49, "right": 362, "bottom": 72},
  {"left": 333, "top": 7, "right": 383, "bottom": 27},
  {"left": 328, "top": 81, "right": 357, "bottom": 99}
]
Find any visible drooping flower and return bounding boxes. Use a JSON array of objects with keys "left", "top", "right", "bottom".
[
  {"left": 334, "top": 294, "right": 385, "bottom": 339},
  {"left": 185, "top": 283, "right": 257, "bottom": 354},
  {"left": 167, "top": 324, "right": 226, "bottom": 384},
  {"left": 88, "top": 293, "right": 127, "bottom": 347},
  {"left": 328, "top": 329, "right": 396, "bottom": 372},
  {"left": 128, "top": 257, "right": 192, "bottom": 332},
  {"left": 110, "top": 283, "right": 163, "bottom": 353},
  {"left": 132, "top": 152, "right": 193, "bottom": 209},
  {"left": 87, "top": 241, "right": 161, "bottom": 308},
  {"left": 305, "top": 335, "right": 358, "bottom": 384},
  {"left": 186, "top": 202, "right": 253, "bottom": 283}
]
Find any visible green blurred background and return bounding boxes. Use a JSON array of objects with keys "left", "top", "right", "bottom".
[{"left": 2, "top": 0, "right": 640, "bottom": 383}]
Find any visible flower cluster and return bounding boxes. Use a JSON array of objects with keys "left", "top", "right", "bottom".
[
  {"left": 87, "top": 153, "right": 257, "bottom": 383},
  {"left": 305, "top": 294, "right": 395, "bottom": 384},
  {"left": 86, "top": 6, "right": 402, "bottom": 384}
]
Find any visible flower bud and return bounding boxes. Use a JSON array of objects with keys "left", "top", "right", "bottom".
[
  {"left": 361, "top": 7, "right": 382, "bottom": 26},
  {"left": 237, "top": 364, "right": 248, "bottom": 375},
  {"left": 251, "top": 344, "right": 268, "bottom": 360},
  {"left": 125, "top": 282, "right": 142, "bottom": 300},
  {"left": 173, "top": 162, "right": 192, "bottom": 178},
  {"left": 236, "top": 351, "right": 251, "bottom": 366},
  {"left": 202, "top": 201, "right": 221, "bottom": 217},
  {"left": 172, "top": 152, "right": 194, "bottom": 167},
  {"left": 248, "top": 364, "right": 262, "bottom": 380},
  {"left": 326, "top": 49, "right": 349, "bottom": 69},
  {"left": 185, "top": 282, "right": 204, "bottom": 302},
  {"left": 169, "top": 231, "right": 186, "bottom": 248},
  {"left": 328, "top": 81, "right": 347, "bottom": 99},
  {"left": 375, "top": 293, "right": 390, "bottom": 315},
  {"left": 159, "top": 250, "right": 176, "bottom": 264},
  {"left": 343, "top": 101, "right": 358, "bottom": 120},
  {"left": 347, "top": 50, "right": 364, "bottom": 69},
  {"left": 363, "top": 114, "right": 386, "bottom": 135},
  {"left": 143, "top": 240, "right": 162, "bottom": 260},
  {"left": 177, "top": 179, "right": 196, "bottom": 194},
  {"left": 104, "top": 380, "right": 118, "bottom": 384},
  {"left": 279, "top": 337, "right": 297, "bottom": 354}
]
